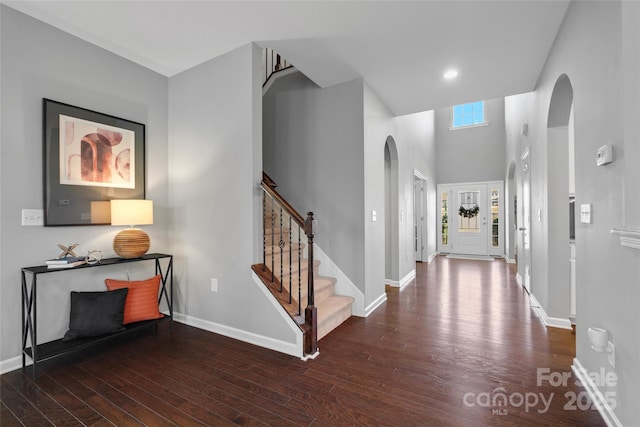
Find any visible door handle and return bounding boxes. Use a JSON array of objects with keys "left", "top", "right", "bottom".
[{"left": 518, "top": 227, "right": 527, "bottom": 231}]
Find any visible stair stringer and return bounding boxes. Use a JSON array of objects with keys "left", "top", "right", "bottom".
[{"left": 250, "top": 271, "right": 305, "bottom": 358}]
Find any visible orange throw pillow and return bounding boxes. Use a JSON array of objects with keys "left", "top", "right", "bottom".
[{"left": 105, "top": 275, "right": 163, "bottom": 324}]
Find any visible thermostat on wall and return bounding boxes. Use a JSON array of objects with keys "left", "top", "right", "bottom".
[{"left": 596, "top": 145, "right": 613, "bottom": 166}]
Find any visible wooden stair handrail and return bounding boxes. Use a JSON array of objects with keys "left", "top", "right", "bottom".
[
  {"left": 260, "top": 175, "right": 305, "bottom": 227},
  {"left": 262, "top": 172, "right": 278, "bottom": 189}
]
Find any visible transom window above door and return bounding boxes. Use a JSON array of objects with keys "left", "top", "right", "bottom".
[{"left": 451, "top": 101, "right": 486, "bottom": 129}]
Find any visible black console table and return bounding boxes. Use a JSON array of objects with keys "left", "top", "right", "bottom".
[{"left": 21, "top": 253, "right": 173, "bottom": 377}]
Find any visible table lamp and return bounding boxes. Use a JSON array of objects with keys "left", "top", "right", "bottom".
[{"left": 110, "top": 199, "right": 153, "bottom": 258}]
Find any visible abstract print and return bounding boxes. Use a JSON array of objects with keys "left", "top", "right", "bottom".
[{"left": 59, "top": 115, "right": 135, "bottom": 189}]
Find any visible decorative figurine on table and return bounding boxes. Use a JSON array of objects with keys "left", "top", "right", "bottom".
[
  {"left": 57, "top": 243, "right": 79, "bottom": 258},
  {"left": 86, "top": 250, "right": 103, "bottom": 265}
]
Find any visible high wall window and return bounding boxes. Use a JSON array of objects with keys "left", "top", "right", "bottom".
[{"left": 451, "top": 101, "right": 486, "bottom": 129}]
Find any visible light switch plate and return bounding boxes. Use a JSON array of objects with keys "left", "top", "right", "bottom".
[
  {"left": 580, "top": 204, "right": 592, "bottom": 224},
  {"left": 596, "top": 145, "right": 613, "bottom": 166},
  {"left": 22, "top": 209, "right": 44, "bottom": 226}
]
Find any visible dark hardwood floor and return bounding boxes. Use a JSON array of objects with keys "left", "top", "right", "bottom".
[{"left": 1, "top": 256, "right": 605, "bottom": 426}]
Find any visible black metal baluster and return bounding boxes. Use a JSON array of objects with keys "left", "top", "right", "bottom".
[
  {"left": 298, "top": 223, "right": 302, "bottom": 315},
  {"left": 288, "top": 215, "right": 292, "bottom": 304},
  {"left": 262, "top": 192, "right": 266, "bottom": 270},
  {"left": 279, "top": 207, "right": 283, "bottom": 293},
  {"left": 270, "top": 196, "right": 275, "bottom": 283}
]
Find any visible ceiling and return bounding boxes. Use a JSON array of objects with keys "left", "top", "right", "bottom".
[{"left": 3, "top": 1, "right": 570, "bottom": 116}]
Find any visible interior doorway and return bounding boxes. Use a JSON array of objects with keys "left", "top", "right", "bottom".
[
  {"left": 546, "top": 74, "right": 575, "bottom": 329},
  {"left": 384, "top": 137, "right": 399, "bottom": 284}
]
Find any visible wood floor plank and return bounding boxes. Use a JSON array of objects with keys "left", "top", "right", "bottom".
[
  {"left": 0, "top": 376, "right": 53, "bottom": 426},
  {"left": 1, "top": 401, "right": 24, "bottom": 427},
  {"left": 2, "top": 371, "right": 81, "bottom": 426},
  {"left": 31, "top": 374, "right": 111, "bottom": 427},
  {"left": 84, "top": 352, "right": 234, "bottom": 427},
  {"left": 63, "top": 363, "right": 176, "bottom": 427},
  {"left": 99, "top": 345, "right": 271, "bottom": 426},
  {"left": 49, "top": 369, "right": 144, "bottom": 426},
  {"left": 1, "top": 256, "right": 605, "bottom": 426},
  {"left": 77, "top": 358, "right": 207, "bottom": 427},
  {"left": 120, "top": 340, "right": 310, "bottom": 427}
]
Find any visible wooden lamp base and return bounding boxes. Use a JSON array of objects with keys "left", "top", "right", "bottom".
[{"left": 113, "top": 228, "right": 150, "bottom": 258}]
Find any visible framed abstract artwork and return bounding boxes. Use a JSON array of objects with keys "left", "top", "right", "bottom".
[{"left": 43, "top": 99, "right": 145, "bottom": 226}]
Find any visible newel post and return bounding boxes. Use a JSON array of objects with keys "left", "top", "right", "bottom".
[{"left": 304, "top": 212, "right": 318, "bottom": 355}]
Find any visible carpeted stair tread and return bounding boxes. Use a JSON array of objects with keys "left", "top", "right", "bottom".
[{"left": 317, "top": 295, "right": 354, "bottom": 340}]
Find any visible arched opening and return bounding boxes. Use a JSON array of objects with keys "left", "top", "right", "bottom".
[
  {"left": 384, "top": 136, "right": 399, "bottom": 284},
  {"left": 546, "top": 74, "right": 575, "bottom": 328}
]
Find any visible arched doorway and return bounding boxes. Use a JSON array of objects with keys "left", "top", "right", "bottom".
[
  {"left": 546, "top": 74, "right": 575, "bottom": 328},
  {"left": 384, "top": 136, "right": 399, "bottom": 284}
]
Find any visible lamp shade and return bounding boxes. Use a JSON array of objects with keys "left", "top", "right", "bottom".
[
  {"left": 110, "top": 199, "right": 153, "bottom": 226},
  {"left": 111, "top": 200, "right": 153, "bottom": 258}
]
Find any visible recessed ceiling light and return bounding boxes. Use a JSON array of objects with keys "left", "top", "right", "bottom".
[{"left": 444, "top": 69, "right": 458, "bottom": 80}]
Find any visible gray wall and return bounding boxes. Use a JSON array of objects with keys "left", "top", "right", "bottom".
[
  {"left": 168, "top": 44, "right": 296, "bottom": 343},
  {"left": 263, "top": 72, "right": 366, "bottom": 293},
  {"left": 0, "top": 6, "right": 169, "bottom": 361},
  {"left": 363, "top": 84, "right": 436, "bottom": 302},
  {"left": 394, "top": 111, "right": 437, "bottom": 276},
  {"left": 436, "top": 98, "right": 506, "bottom": 184},
  {"left": 505, "top": 1, "right": 640, "bottom": 424}
]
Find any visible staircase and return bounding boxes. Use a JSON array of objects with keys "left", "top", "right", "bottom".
[{"left": 253, "top": 174, "right": 353, "bottom": 355}]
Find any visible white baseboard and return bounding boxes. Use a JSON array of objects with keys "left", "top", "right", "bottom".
[
  {"left": 173, "top": 311, "right": 303, "bottom": 359},
  {"left": 427, "top": 252, "right": 438, "bottom": 263},
  {"left": 572, "top": 358, "right": 622, "bottom": 427},
  {"left": 504, "top": 256, "right": 516, "bottom": 264},
  {"left": 300, "top": 350, "right": 320, "bottom": 361},
  {"left": 387, "top": 269, "right": 415, "bottom": 289},
  {"left": 529, "top": 294, "right": 572, "bottom": 330},
  {"left": 0, "top": 355, "right": 28, "bottom": 375},
  {"left": 400, "top": 269, "right": 416, "bottom": 288},
  {"left": 364, "top": 293, "right": 387, "bottom": 316},
  {"left": 516, "top": 272, "right": 523, "bottom": 287}
]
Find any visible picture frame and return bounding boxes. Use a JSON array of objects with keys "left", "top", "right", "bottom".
[{"left": 43, "top": 99, "right": 145, "bottom": 226}]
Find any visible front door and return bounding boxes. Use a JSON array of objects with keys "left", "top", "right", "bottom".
[{"left": 451, "top": 184, "right": 488, "bottom": 256}]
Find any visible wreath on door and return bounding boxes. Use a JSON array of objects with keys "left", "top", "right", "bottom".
[{"left": 458, "top": 205, "right": 480, "bottom": 218}]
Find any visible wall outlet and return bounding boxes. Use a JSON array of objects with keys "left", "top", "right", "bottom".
[
  {"left": 210, "top": 278, "right": 218, "bottom": 292},
  {"left": 22, "top": 209, "right": 44, "bottom": 226},
  {"left": 608, "top": 341, "right": 615, "bottom": 368}
]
